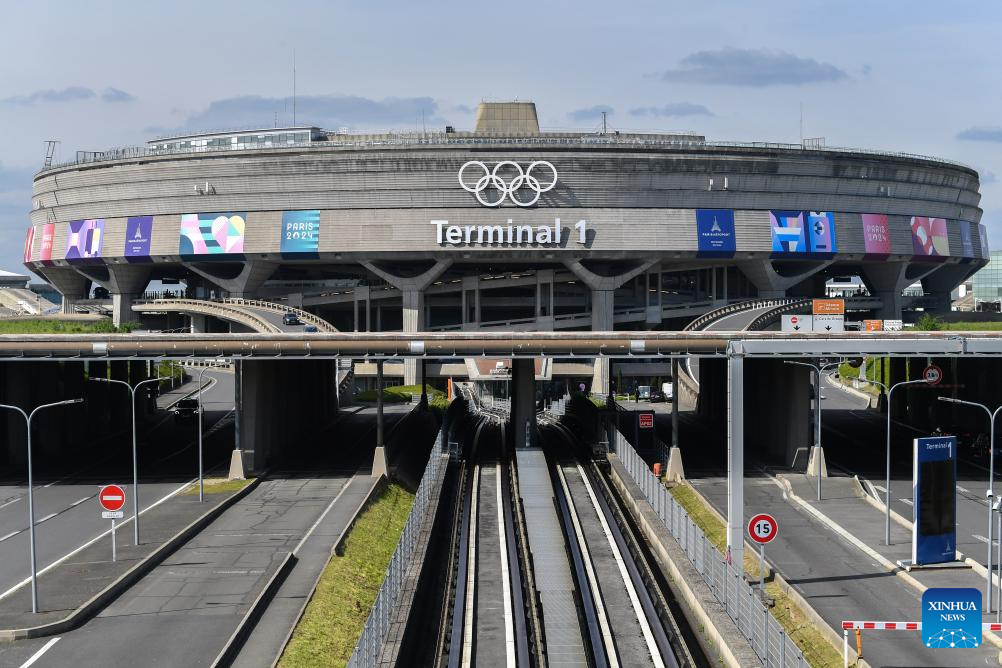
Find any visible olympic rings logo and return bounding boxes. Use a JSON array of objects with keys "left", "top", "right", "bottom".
[{"left": 458, "top": 160, "right": 558, "bottom": 207}]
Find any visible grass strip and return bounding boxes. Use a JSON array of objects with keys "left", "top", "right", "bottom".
[
  {"left": 0, "top": 318, "right": 135, "bottom": 334},
  {"left": 279, "top": 483, "right": 415, "bottom": 668},
  {"left": 669, "top": 483, "right": 847, "bottom": 668},
  {"left": 179, "top": 477, "right": 253, "bottom": 496}
]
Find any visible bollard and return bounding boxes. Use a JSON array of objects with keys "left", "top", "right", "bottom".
[
  {"left": 843, "top": 629, "right": 848, "bottom": 668},
  {"left": 855, "top": 628, "right": 863, "bottom": 660}
]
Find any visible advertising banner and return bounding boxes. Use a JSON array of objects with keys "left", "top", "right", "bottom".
[
  {"left": 960, "top": 221, "right": 974, "bottom": 261},
  {"left": 65, "top": 218, "right": 105, "bottom": 262},
  {"left": 23, "top": 226, "right": 35, "bottom": 263},
  {"left": 695, "top": 209, "right": 735, "bottom": 256},
  {"left": 124, "top": 216, "right": 153, "bottom": 261},
  {"left": 979, "top": 224, "right": 990, "bottom": 259},
  {"left": 281, "top": 210, "right": 320, "bottom": 254},
  {"left": 40, "top": 223, "right": 55, "bottom": 262},
  {"left": 862, "top": 213, "right": 891, "bottom": 256},
  {"left": 912, "top": 435, "right": 957, "bottom": 566},
  {"left": 911, "top": 216, "right": 949, "bottom": 258},
  {"left": 770, "top": 210, "right": 806, "bottom": 253},
  {"left": 806, "top": 211, "right": 837, "bottom": 253},
  {"left": 179, "top": 212, "right": 246, "bottom": 256}
]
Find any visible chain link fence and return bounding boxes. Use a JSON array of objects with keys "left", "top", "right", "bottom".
[
  {"left": 617, "top": 433, "right": 808, "bottom": 668},
  {"left": 347, "top": 432, "right": 450, "bottom": 668}
]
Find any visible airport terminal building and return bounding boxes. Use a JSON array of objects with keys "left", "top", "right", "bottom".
[{"left": 23, "top": 102, "right": 988, "bottom": 386}]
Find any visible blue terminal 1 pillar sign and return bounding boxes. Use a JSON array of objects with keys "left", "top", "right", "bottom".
[{"left": 912, "top": 436, "right": 957, "bottom": 566}]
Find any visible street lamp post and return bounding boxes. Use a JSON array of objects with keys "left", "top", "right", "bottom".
[
  {"left": 937, "top": 396, "right": 1002, "bottom": 612},
  {"left": 90, "top": 375, "right": 164, "bottom": 545},
  {"left": 195, "top": 364, "right": 222, "bottom": 502},
  {"left": 784, "top": 360, "right": 841, "bottom": 501},
  {"left": 856, "top": 376, "right": 930, "bottom": 547},
  {"left": 0, "top": 398, "right": 84, "bottom": 613}
]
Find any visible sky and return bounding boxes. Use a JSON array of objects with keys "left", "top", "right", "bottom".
[{"left": 1, "top": 0, "right": 1001, "bottom": 275}]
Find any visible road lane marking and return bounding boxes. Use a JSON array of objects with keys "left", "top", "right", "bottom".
[
  {"left": 899, "top": 499, "right": 913, "bottom": 506},
  {"left": 958, "top": 486, "right": 971, "bottom": 494},
  {"left": 0, "top": 531, "right": 19, "bottom": 542},
  {"left": 0, "top": 497, "right": 21, "bottom": 510},
  {"left": 37, "top": 513, "right": 57, "bottom": 523},
  {"left": 873, "top": 485, "right": 887, "bottom": 493},
  {"left": 0, "top": 478, "right": 196, "bottom": 602},
  {"left": 70, "top": 496, "right": 90, "bottom": 507},
  {"left": 19, "top": 637, "right": 60, "bottom": 668}
]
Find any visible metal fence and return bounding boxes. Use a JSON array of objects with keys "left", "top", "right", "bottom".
[
  {"left": 616, "top": 434, "right": 807, "bottom": 668},
  {"left": 347, "top": 433, "right": 450, "bottom": 668}
]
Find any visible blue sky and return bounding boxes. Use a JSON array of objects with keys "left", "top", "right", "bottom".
[{"left": 1, "top": 0, "right": 1001, "bottom": 274}]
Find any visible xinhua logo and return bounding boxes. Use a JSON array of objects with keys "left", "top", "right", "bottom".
[{"left": 922, "top": 588, "right": 982, "bottom": 648}]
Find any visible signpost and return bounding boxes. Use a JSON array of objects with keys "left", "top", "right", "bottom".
[
  {"left": 748, "top": 513, "right": 779, "bottom": 594},
  {"left": 99, "top": 484, "right": 125, "bottom": 562},
  {"left": 812, "top": 298, "right": 845, "bottom": 333},
  {"left": 781, "top": 314, "right": 814, "bottom": 332},
  {"left": 922, "top": 364, "right": 943, "bottom": 386},
  {"left": 911, "top": 436, "right": 957, "bottom": 567}
]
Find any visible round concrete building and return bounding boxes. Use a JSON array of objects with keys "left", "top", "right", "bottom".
[{"left": 23, "top": 101, "right": 988, "bottom": 387}]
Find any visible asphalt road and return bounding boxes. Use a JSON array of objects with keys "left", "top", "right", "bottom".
[{"left": 0, "top": 370, "right": 235, "bottom": 604}]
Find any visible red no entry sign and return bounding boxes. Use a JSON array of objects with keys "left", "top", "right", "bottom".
[
  {"left": 748, "top": 513, "right": 779, "bottom": 544},
  {"left": 99, "top": 485, "right": 126, "bottom": 512}
]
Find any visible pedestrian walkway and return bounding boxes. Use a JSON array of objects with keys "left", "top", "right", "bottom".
[{"left": 691, "top": 473, "right": 999, "bottom": 667}]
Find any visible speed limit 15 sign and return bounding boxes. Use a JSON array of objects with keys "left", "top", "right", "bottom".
[{"left": 748, "top": 513, "right": 779, "bottom": 545}]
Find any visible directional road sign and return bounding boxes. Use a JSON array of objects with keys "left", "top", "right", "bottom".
[
  {"left": 864, "top": 319, "right": 884, "bottom": 332},
  {"left": 748, "top": 513, "right": 779, "bottom": 544},
  {"left": 812, "top": 299, "right": 845, "bottom": 315},
  {"left": 922, "top": 364, "right": 943, "bottom": 386},
  {"left": 781, "top": 314, "right": 813, "bottom": 332},
  {"left": 884, "top": 319, "right": 904, "bottom": 331},
  {"left": 813, "top": 313, "right": 845, "bottom": 333}
]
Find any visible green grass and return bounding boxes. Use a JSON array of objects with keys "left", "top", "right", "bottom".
[
  {"left": 0, "top": 319, "right": 137, "bottom": 334},
  {"left": 279, "top": 483, "right": 415, "bottom": 668},
  {"left": 942, "top": 321, "right": 1002, "bottom": 331},
  {"left": 669, "top": 483, "right": 849, "bottom": 668},
  {"left": 356, "top": 383, "right": 449, "bottom": 405},
  {"left": 179, "top": 477, "right": 253, "bottom": 496}
]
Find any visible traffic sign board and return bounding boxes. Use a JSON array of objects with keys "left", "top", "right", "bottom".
[
  {"left": 781, "top": 314, "right": 814, "bottom": 332},
  {"left": 812, "top": 299, "right": 845, "bottom": 315},
  {"left": 102, "top": 510, "right": 124, "bottom": 519},
  {"left": 863, "top": 319, "right": 884, "bottom": 332},
  {"left": 922, "top": 364, "right": 943, "bottom": 386},
  {"left": 748, "top": 513, "right": 779, "bottom": 544},
  {"left": 638, "top": 413, "right": 654, "bottom": 429},
  {"left": 99, "top": 485, "right": 126, "bottom": 513},
  {"left": 813, "top": 313, "right": 845, "bottom": 333},
  {"left": 884, "top": 319, "right": 903, "bottom": 331}
]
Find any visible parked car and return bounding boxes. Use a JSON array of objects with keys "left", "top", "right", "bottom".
[
  {"left": 282, "top": 312, "right": 302, "bottom": 326},
  {"left": 172, "top": 398, "right": 199, "bottom": 419},
  {"left": 649, "top": 389, "right": 666, "bottom": 403}
]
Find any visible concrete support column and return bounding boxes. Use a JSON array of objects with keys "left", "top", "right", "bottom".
[
  {"left": 590, "top": 289, "right": 615, "bottom": 394},
  {"left": 112, "top": 293, "right": 136, "bottom": 328},
  {"left": 727, "top": 352, "right": 744, "bottom": 570},
  {"left": 512, "top": 359, "right": 536, "bottom": 449},
  {"left": 737, "top": 259, "right": 833, "bottom": 299},
  {"left": 402, "top": 290, "right": 424, "bottom": 386},
  {"left": 189, "top": 314, "right": 208, "bottom": 334},
  {"left": 35, "top": 267, "right": 88, "bottom": 316}
]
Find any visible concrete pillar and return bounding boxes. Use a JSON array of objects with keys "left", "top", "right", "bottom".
[
  {"left": 727, "top": 352, "right": 744, "bottom": 570},
  {"left": 189, "top": 314, "right": 208, "bottom": 334},
  {"left": 590, "top": 289, "right": 615, "bottom": 393},
  {"left": 737, "top": 259, "right": 833, "bottom": 299},
  {"left": 403, "top": 290, "right": 423, "bottom": 386},
  {"left": 35, "top": 267, "right": 88, "bottom": 315},
  {"left": 376, "top": 360, "right": 384, "bottom": 448},
  {"left": 512, "top": 359, "right": 536, "bottom": 448},
  {"left": 112, "top": 293, "right": 136, "bottom": 328}
]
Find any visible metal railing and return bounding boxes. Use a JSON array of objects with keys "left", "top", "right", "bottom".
[
  {"left": 222, "top": 297, "right": 338, "bottom": 332},
  {"left": 38, "top": 131, "right": 974, "bottom": 174},
  {"left": 347, "top": 433, "right": 450, "bottom": 668},
  {"left": 616, "top": 433, "right": 807, "bottom": 668}
]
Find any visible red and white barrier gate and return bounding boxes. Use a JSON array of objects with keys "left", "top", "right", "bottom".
[{"left": 840, "top": 621, "right": 1002, "bottom": 667}]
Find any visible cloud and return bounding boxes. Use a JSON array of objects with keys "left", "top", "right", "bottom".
[
  {"left": 659, "top": 48, "right": 848, "bottom": 86},
  {"left": 629, "top": 102, "right": 713, "bottom": 117},
  {"left": 3, "top": 87, "right": 96, "bottom": 105},
  {"left": 568, "top": 105, "right": 614, "bottom": 122},
  {"left": 101, "top": 88, "right": 135, "bottom": 103},
  {"left": 981, "top": 170, "right": 997, "bottom": 185},
  {"left": 169, "top": 94, "right": 446, "bottom": 133},
  {"left": 957, "top": 127, "right": 1002, "bottom": 143}
]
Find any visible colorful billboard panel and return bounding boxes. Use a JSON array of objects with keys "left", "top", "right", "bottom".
[
  {"left": 40, "top": 223, "right": 55, "bottom": 262},
  {"left": 980, "top": 224, "right": 990, "bottom": 259},
  {"left": 960, "top": 221, "right": 974, "bottom": 260},
  {"left": 770, "top": 211, "right": 806, "bottom": 253},
  {"left": 911, "top": 216, "right": 949, "bottom": 258},
  {"left": 65, "top": 218, "right": 105, "bottom": 262},
  {"left": 807, "top": 211, "right": 837, "bottom": 254},
  {"left": 862, "top": 213, "right": 891, "bottom": 256},
  {"left": 179, "top": 212, "right": 245, "bottom": 256},
  {"left": 23, "top": 227, "right": 35, "bottom": 263},
  {"left": 281, "top": 210, "right": 320, "bottom": 254},
  {"left": 124, "top": 216, "right": 153, "bottom": 260},
  {"left": 695, "top": 209, "right": 735, "bottom": 256}
]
